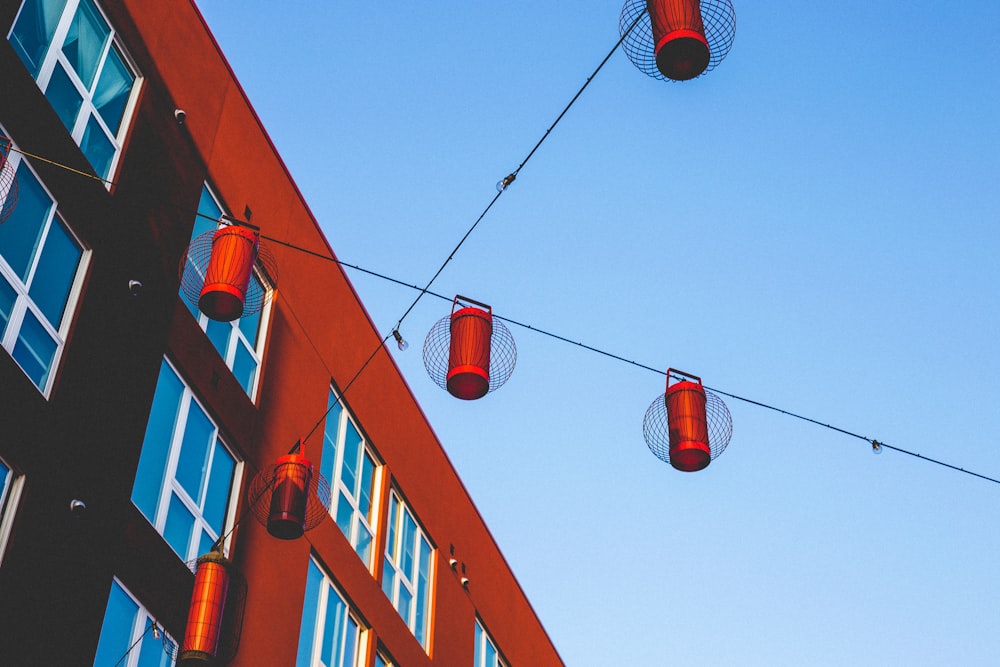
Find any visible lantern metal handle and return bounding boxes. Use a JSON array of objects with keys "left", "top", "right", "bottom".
[
  {"left": 666, "top": 368, "right": 703, "bottom": 389},
  {"left": 452, "top": 294, "right": 492, "bottom": 315}
]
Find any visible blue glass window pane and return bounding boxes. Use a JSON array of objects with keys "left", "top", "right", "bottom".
[
  {"left": 335, "top": 492, "right": 352, "bottom": 537},
  {"left": 296, "top": 560, "right": 323, "bottom": 667},
  {"left": 132, "top": 361, "right": 184, "bottom": 522},
  {"left": 9, "top": 0, "right": 69, "bottom": 77},
  {"left": 62, "top": 0, "right": 109, "bottom": 90},
  {"left": 92, "top": 581, "right": 138, "bottom": 667},
  {"left": 0, "top": 165, "right": 50, "bottom": 281},
  {"left": 136, "top": 629, "right": 171, "bottom": 667},
  {"left": 0, "top": 460, "right": 10, "bottom": 504},
  {"left": 386, "top": 495, "right": 399, "bottom": 561},
  {"left": 381, "top": 557, "right": 395, "bottom": 600},
  {"left": 0, "top": 279, "right": 17, "bottom": 338},
  {"left": 12, "top": 308, "right": 56, "bottom": 388},
  {"left": 81, "top": 114, "right": 115, "bottom": 178},
  {"left": 355, "top": 525, "right": 372, "bottom": 565},
  {"left": 163, "top": 492, "right": 195, "bottom": 559},
  {"left": 375, "top": 655, "right": 388, "bottom": 667},
  {"left": 321, "top": 588, "right": 345, "bottom": 667},
  {"left": 340, "top": 422, "right": 361, "bottom": 496},
  {"left": 204, "top": 318, "right": 230, "bottom": 359},
  {"left": 93, "top": 45, "right": 133, "bottom": 134},
  {"left": 400, "top": 510, "right": 416, "bottom": 577},
  {"left": 343, "top": 617, "right": 359, "bottom": 666},
  {"left": 396, "top": 586, "right": 413, "bottom": 625},
  {"left": 44, "top": 62, "right": 84, "bottom": 133},
  {"left": 475, "top": 622, "right": 484, "bottom": 664},
  {"left": 237, "top": 290, "right": 261, "bottom": 345},
  {"left": 321, "top": 399, "right": 343, "bottom": 490},
  {"left": 485, "top": 640, "right": 498, "bottom": 667},
  {"left": 415, "top": 539, "right": 431, "bottom": 646},
  {"left": 175, "top": 401, "right": 213, "bottom": 502},
  {"left": 358, "top": 453, "right": 375, "bottom": 520},
  {"left": 193, "top": 186, "right": 222, "bottom": 238},
  {"left": 203, "top": 441, "right": 235, "bottom": 534},
  {"left": 29, "top": 217, "right": 81, "bottom": 326},
  {"left": 197, "top": 528, "right": 215, "bottom": 559},
  {"left": 231, "top": 340, "right": 257, "bottom": 396}
]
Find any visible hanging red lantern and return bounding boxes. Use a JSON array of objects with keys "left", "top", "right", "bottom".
[
  {"left": 643, "top": 369, "right": 733, "bottom": 471},
  {"left": 179, "top": 224, "right": 277, "bottom": 322},
  {"left": 619, "top": 0, "right": 736, "bottom": 82},
  {"left": 248, "top": 442, "right": 331, "bottom": 540},
  {"left": 179, "top": 551, "right": 230, "bottom": 665},
  {"left": 423, "top": 295, "right": 517, "bottom": 400},
  {"left": 0, "top": 136, "right": 20, "bottom": 224},
  {"left": 648, "top": 0, "right": 710, "bottom": 80},
  {"left": 199, "top": 226, "right": 259, "bottom": 321}
]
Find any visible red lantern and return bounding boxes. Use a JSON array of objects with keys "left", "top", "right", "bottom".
[
  {"left": 266, "top": 453, "right": 313, "bottom": 540},
  {"left": 649, "top": 0, "right": 710, "bottom": 80},
  {"left": 179, "top": 551, "right": 230, "bottom": 666},
  {"left": 247, "top": 443, "right": 331, "bottom": 540},
  {"left": 664, "top": 372, "right": 711, "bottom": 471},
  {"left": 643, "top": 369, "right": 733, "bottom": 472},
  {"left": 619, "top": 0, "right": 736, "bottom": 82},
  {"left": 423, "top": 296, "right": 517, "bottom": 400},
  {"left": 198, "top": 226, "right": 259, "bottom": 322},
  {"left": 447, "top": 304, "right": 493, "bottom": 400}
]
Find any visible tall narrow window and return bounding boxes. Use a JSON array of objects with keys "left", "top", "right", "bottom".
[
  {"left": 474, "top": 620, "right": 507, "bottom": 667},
  {"left": 321, "top": 390, "right": 379, "bottom": 567},
  {"left": 131, "top": 358, "right": 241, "bottom": 562},
  {"left": 0, "top": 457, "right": 24, "bottom": 565},
  {"left": 9, "top": 0, "right": 140, "bottom": 180},
  {"left": 93, "top": 579, "right": 175, "bottom": 667},
  {"left": 0, "top": 139, "right": 85, "bottom": 395},
  {"left": 182, "top": 184, "right": 269, "bottom": 400},
  {"left": 382, "top": 491, "right": 433, "bottom": 649},
  {"left": 296, "top": 557, "right": 364, "bottom": 667}
]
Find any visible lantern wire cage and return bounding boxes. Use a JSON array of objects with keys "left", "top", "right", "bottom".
[
  {"left": 643, "top": 387, "right": 733, "bottom": 464},
  {"left": 246, "top": 458, "right": 332, "bottom": 534},
  {"left": 619, "top": 0, "right": 736, "bottom": 81},
  {"left": 422, "top": 301, "right": 517, "bottom": 396},
  {"left": 179, "top": 224, "right": 278, "bottom": 319},
  {"left": 165, "top": 553, "right": 247, "bottom": 664},
  {"left": 0, "top": 137, "right": 20, "bottom": 224}
]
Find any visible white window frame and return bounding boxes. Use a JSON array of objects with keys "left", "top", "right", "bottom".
[
  {"left": 474, "top": 619, "right": 508, "bottom": 667},
  {"left": 322, "top": 389, "right": 381, "bottom": 569},
  {"left": 136, "top": 358, "right": 243, "bottom": 562},
  {"left": 382, "top": 489, "right": 434, "bottom": 649},
  {"left": 11, "top": 0, "right": 142, "bottom": 183},
  {"left": 0, "top": 134, "right": 89, "bottom": 397},
  {"left": 95, "top": 578, "right": 176, "bottom": 667},
  {"left": 299, "top": 556, "right": 365, "bottom": 667},
  {"left": 185, "top": 184, "right": 271, "bottom": 402},
  {"left": 0, "top": 457, "right": 25, "bottom": 567}
]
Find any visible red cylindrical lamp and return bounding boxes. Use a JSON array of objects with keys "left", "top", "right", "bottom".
[
  {"left": 266, "top": 452, "right": 313, "bottom": 540},
  {"left": 447, "top": 305, "right": 493, "bottom": 400},
  {"left": 179, "top": 551, "right": 231, "bottom": 666},
  {"left": 664, "top": 372, "right": 711, "bottom": 471},
  {"left": 198, "top": 226, "right": 259, "bottom": 322},
  {"left": 648, "top": 0, "right": 710, "bottom": 81}
]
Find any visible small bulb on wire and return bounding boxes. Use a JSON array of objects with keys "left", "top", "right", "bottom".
[
  {"left": 496, "top": 173, "right": 516, "bottom": 192},
  {"left": 872, "top": 440, "right": 883, "bottom": 455},
  {"left": 392, "top": 329, "right": 409, "bottom": 351},
  {"left": 150, "top": 621, "right": 161, "bottom": 639}
]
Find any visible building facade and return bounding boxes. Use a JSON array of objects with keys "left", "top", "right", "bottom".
[{"left": 0, "top": 1, "right": 563, "bottom": 665}]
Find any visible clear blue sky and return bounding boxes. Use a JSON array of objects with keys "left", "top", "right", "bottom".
[{"left": 196, "top": 2, "right": 1000, "bottom": 665}]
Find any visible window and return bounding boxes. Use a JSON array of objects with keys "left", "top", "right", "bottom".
[
  {"left": 474, "top": 620, "right": 507, "bottom": 667},
  {"left": 0, "top": 457, "right": 24, "bottom": 565},
  {"left": 182, "top": 185, "right": 269, "bottom": 400},
  {"left": 9, "top": 0, "right": 139, "bottom": 180},
  {"left": 0, "top": 141, "right": 85, "bottom": 394},
  {"left": 322, "top": 390, "right": 379, "bottom": 567},
  {"left": 131, "top": 358, "right": 240, "bottom": 562},
  {"left": 93, "top": 579, "right": 175, "bottom": 667},
  {"left": 374, "top": 654, "right": 392, "bottom": 667},
  {"left": 381, "top": 491, "right": 433, "bottom": 648},
  {"left": 296, "top": 557, "right": 364, "bottom": 667}
]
